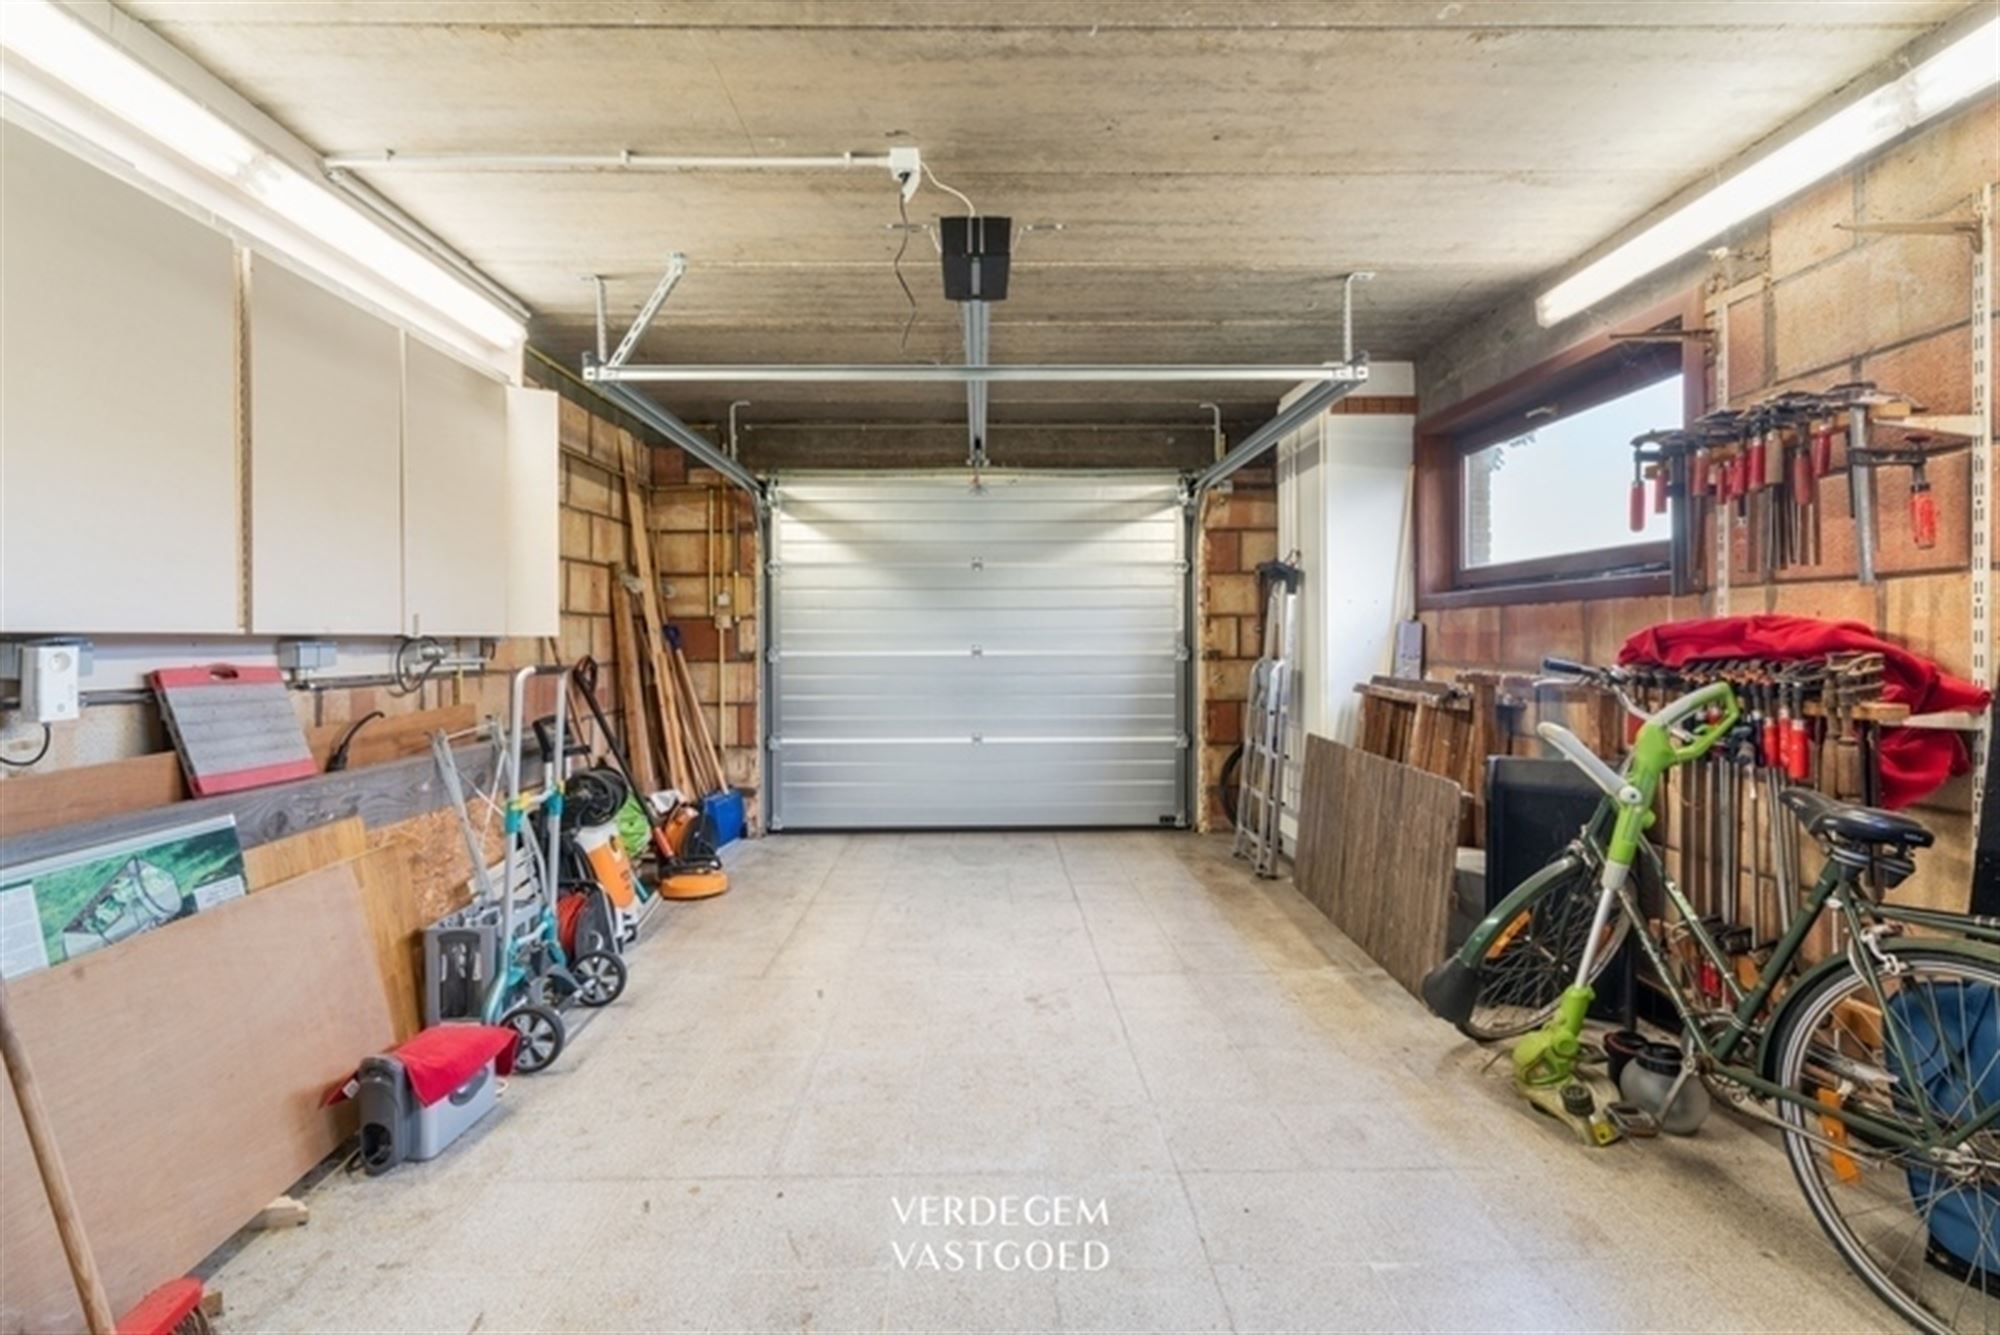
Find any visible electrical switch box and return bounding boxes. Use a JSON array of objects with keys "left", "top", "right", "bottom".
[{"left": 20, "top": 643, "right": 81, "bottom": 723}]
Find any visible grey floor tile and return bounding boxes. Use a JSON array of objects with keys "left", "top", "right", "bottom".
[{"left": 204, "top": 833, "right": 1923, "bottom": 1335}]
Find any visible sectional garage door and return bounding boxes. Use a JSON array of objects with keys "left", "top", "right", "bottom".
[{"left": 766, "top": 473, "right": 1188, "bottom": 829}]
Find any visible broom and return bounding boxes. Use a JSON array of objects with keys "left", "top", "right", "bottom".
[{"left": 0, "top": 978, "right": 213, "bottom": 1335}]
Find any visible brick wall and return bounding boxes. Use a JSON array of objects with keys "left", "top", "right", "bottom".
[
  {"left": 1418, "top": 93, "right": 1999, "bottom": 910},
  {"left": 1197, "top": 467, "right": 1278, "bottom": 830}
]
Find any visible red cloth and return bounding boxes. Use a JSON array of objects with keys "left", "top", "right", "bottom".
[
  {"left": 325, "top": 1024, "right": 518, "bottom": 1108},
  {"left": 1616, "top": 614, "right": 1991, "bottom": 809}
]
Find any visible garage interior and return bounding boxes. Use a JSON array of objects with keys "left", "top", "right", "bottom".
[{"left": 1, "top": 2, "right": 1997, "bottom": 1332}]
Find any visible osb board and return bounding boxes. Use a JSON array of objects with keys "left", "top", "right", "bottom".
[
  {"left": 0, "top": 863, "right": 392, "bottom": 1333},
  {"left": 1292, "top": 736, "right": 1461, "bottom": 998},
  {"left": 0, "top": 752, "right": 186, "bottom": 840},
  {"left": 367, "top": 806, "right": 488, "bottom": 926},
  {"left": 303, "top": 703, "right": 476, "bottom": 771},
  {"left": 243, "top": 815, "right": 368, "bottom": 890}
]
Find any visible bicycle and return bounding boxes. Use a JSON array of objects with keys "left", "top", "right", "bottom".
[{"left": 1422, "top": 657, "right": 2000, "bottom": 1334}]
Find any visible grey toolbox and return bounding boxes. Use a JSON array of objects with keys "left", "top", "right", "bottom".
[{"left": 355, "top": 1051, "right": 499, "bottom": 1175}]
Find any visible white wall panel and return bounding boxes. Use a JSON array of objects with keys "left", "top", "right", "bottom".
[
  {"left": 402, "top": 337, "right": 508, "bottom": 636},
  {"left": 248, "top": 257, "right": 403, "bottom": 633},
  {"left": 0, "top": 124, "right": 238, "bottom": 633},
  {"left": 769, "top": 474, "right": 1186, "bottom": 829},
  {"left": 504, "top": 387, "right": 560, "bottom": 638}
]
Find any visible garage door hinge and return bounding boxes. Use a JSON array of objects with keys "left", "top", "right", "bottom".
[
  {"left": 971, "top": 733, "right": 984, "bottom": 744},
  {"left": 1175, "top": 641, "right": 1191, "bottom": 662},
  {"left": 766, "top": 647, "right": 781, "bottom": 663},
  {"left": 970, "top": 644, "right": 984, "bottom": 657},
  {"left": 768, "top": 735, "right": 784, "bottom": 751},
  {"left": 1176, "top": 559, "right": 1192, "bottom": 574},
  {"left": 765, "top": 560, "right": 782, "bottom": 574},
  {"left": 1176, "top": 734, "right": 1191, "bottom": 749},
  {"left": 970, "top": 556, "right": 985, "bottom": 570}
]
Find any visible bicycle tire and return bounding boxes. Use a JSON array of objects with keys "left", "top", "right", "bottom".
[
  {"left": 1452, "top": 854, "right": 1629, "bottom": 1043},
  {"left": 1770, "top": 947, "right": 2000, "bottom": 1335}
]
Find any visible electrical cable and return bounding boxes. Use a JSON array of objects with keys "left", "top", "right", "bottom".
[
  {"left": 924, "top": 163, "right": 977, "bottom": 216},
  {"left": 326, "top": 711, "right": 385, "bottom": 773},
  {"left": 0, "top": 724, "right": 52, "bottom": 769},
  {"left": 892, "top": 190, "right": 919, "bottom": 352}
]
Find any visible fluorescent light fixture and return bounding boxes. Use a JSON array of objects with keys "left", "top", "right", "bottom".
[
  {"left": 1537, "top": 15, "right": 2000, "bottom": 327},
  {"left": 0, "top": 0, "right": 523, "bottom": 351}
]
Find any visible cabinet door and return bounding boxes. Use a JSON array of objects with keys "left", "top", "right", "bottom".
[
  {"left": 505, "top": 387, "right": 560, "bottom": 638},
  {"left": 249, "top": 258, "right": 403, "bottom": 633},
  {"left": 0, "top": 125, "right": 238, "bottom": 633},
  {"left": 402, "top": 336, "right": 508, "bottom": 636}
]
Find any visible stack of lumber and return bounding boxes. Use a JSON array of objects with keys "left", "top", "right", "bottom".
[
  {"left": 1353, "top": 675, "right": 1495, "bottom": 845},
  {"left": 612, "top": 433, "right": 727, "bottom": 800}
]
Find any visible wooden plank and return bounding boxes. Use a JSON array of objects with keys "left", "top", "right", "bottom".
[
  {"left": 303, "top": 704, "right": 477, "bottom": 771},
  {"left": 0, "top": 863, "right": 392, "bottom": 1332},
  {"left": 243, "top": 816, "right": 368, "bottom": 891},
  {"left": 0, "top": 752, "right": 187, "bottom": 840},
  {"left": 0, "top": 742, "right": 505, "bottom": 873},
  {"left": 1292, "top": 737, "right": 1460, "bottom": 998},
  {"left": 608, "top": 586, "right": 659, "bottom": 794},
  {"left": 617, "top": 433, "right": 691, "bottom": 793}
]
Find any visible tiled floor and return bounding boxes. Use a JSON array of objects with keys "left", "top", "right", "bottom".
[{"left": 210, "top": 832, "right": 1894, "bottom": 1332}]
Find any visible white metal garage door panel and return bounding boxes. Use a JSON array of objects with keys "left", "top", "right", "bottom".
[{"left": 769, "top": 474, "right": 1186, "bottom": 829}]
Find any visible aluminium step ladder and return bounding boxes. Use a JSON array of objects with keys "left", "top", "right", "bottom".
[{"left": 1231, "top": 557, "right": 1302, "bottom": 878}]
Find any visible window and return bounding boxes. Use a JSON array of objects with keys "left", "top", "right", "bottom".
[
  {"left": 1411, "top": 293, "right": 1706, "bottom": 610},
  {"left": 1462, "top": 372, "right": 1682, "bottom": 569}
]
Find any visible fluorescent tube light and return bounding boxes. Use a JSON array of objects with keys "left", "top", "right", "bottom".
[
  {"left": 1537, "top": 15, "right": 2000, "bottom": 327},
  {"left": 0, "top": 0, "right": 523, "bottom": 351}
]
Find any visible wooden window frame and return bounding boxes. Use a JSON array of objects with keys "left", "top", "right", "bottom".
[{"left": 1415, "top": 291, "right": 1708, "bottom": 611}]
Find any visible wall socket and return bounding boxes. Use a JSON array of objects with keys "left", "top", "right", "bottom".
[{"left": 20, "top": 644, "right": 81, "bottom": 723}]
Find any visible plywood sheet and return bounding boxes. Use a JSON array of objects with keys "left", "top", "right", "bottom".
[
  {"left": 243, "top": 815, "right": 368, "bottom": 891},
  {"left": 0, "top": 863, "right": 392, "bottom": 1333},
  {"left": 0, "top": 754, "right": 187, "bottom": 841},
  {"left": 1292, "top": 736, "right": 1460, "bottom": 997},
  {"left": 343, "top": 843, "right": 433, "bottom": 1041}
]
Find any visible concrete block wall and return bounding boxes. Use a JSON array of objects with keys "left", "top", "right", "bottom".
[{"left": 1418, "top": 93, "right": 1998, "bottom": 910}]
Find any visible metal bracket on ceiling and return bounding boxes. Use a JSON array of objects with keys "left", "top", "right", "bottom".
[
  {"left": 585, "top": 274, "right": 609, "bottom": 362},
  {"left": 608, "top": 253, "right": 688, "bottom": 370},
  {"left": 1341, "top": 271, "right": 1376, "bottom": 365}
]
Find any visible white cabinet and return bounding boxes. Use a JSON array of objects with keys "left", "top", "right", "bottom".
[
  {"left": 401, "top": 335, "right": 511, "bottom": 637},
  {"left": 504, "top": 387, "right": 560, "bottom": 637},
  {"left": 249, "top": 257, "right": 404, "bottom": 634},
  {"left": 0, "top": 124, "right": 240, "bottom": 633}
]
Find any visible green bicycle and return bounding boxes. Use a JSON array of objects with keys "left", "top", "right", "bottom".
[{"left": 1423, "top": 658, "right": 2000, "bottom": 1334}]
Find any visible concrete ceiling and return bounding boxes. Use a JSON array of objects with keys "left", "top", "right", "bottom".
[{"left": 127, "top": 0, "right": 1971, "bottom": 441}]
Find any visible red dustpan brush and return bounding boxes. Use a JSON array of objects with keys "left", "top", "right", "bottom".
[{"left": 0, "top": 979, "right": 213, "bottom": 1335}]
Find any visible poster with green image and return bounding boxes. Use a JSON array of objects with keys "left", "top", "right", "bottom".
[{"left": 0, "top": 815, "right": 248, "bottom": 979}]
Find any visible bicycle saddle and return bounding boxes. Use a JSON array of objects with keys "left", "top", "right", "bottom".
[{"left": 1780, "top": 787, "right": 1934, "bottom": 850}]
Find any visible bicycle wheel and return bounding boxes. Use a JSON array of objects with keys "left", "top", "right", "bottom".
[
  {"left": 1456, "top": 855, "right": 1628, "bottom": 1043},
  {"left": 1771, "top": 949, "right": 2000, "bottom": 1335}
]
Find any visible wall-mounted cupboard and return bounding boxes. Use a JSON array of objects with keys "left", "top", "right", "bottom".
[{"left": 0, "top": 120, "right": 555, "bottom": 641}]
